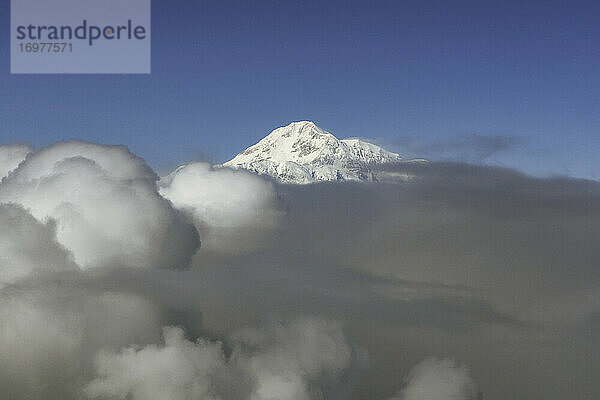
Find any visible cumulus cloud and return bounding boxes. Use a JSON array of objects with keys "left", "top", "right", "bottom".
[
  {"left": 0, "top": 142, "right": 357, "bottom": 400},
  {"left": 0, "top": 203, "right": 77, "bottom": 287},
  {"left": 159, "top": 162, "right": 281, "bottom": 254},
  {"left": 0, "top": 279, "right": 161, "bottom": 400},
  {"left": 85, "top": 318, "right": 354, "bottom": 400},
  {"left": 390, "top": 358, "right": 479, "bottom": 400},
  {"left": 0, "top": 141, "right": 199, "bottom": 270},
  {"left": 0, "top": 143, "right": 33, "bottom": 179}
]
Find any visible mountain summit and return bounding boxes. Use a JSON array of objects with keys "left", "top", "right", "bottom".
[{"left": 223, "top": 121, "right": 405, "bottom": 184}]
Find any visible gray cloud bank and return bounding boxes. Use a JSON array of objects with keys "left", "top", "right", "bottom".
[
  {"left": 0, "top": 142, "right": 598, "bottom": 400},
  {"left": 395, "top": 134, "right": 523, "bottom": 162}
]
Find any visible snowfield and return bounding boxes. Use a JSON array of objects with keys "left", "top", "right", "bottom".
[{"left": 223, "top": 121, "right": 415, "bottom": 184}]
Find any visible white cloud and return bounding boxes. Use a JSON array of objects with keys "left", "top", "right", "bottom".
[
  {"left": 0, "top": 284, "right": 161, "bottom": 400},
  {"left": 390, "top": 358, "right": 479, "bottom": 400},
  {"left": 0, "top": 204, "right": 77, "bottom": 287},
  {"left": 0, "top": 141, "right": 199, "bottom": 270},
  {"left": 159, "top": 163, "right": 281, "bottom": 254},
  {"left": 85, "top": 318, "right": 354, "bottom": 400},
  {"left": 0, "top": 144, "right": 32, "bottom": 180}
]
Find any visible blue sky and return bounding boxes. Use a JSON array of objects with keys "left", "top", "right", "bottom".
[{"left": 1, "top": 0, "right": 599, "bottom": 178}]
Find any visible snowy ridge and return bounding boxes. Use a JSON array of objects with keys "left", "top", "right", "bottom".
[{"left": 223, "top": 121, "right": 410, "bottom": 184}]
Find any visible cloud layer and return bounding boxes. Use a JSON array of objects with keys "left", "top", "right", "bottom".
[{"left": 0, "top": 140, "right": 598, "bottom": 400}]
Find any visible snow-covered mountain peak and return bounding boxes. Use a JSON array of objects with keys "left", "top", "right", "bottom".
[{"left": 223, "top": 121, "right": 408, "bottom": 184}]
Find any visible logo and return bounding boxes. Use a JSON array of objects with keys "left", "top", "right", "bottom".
[
  {"left": 11, "top": 0, "right": 151, "bottom": 74},
  {"left": 16, "top": 20, "right": 147, "bottom": 46}
]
